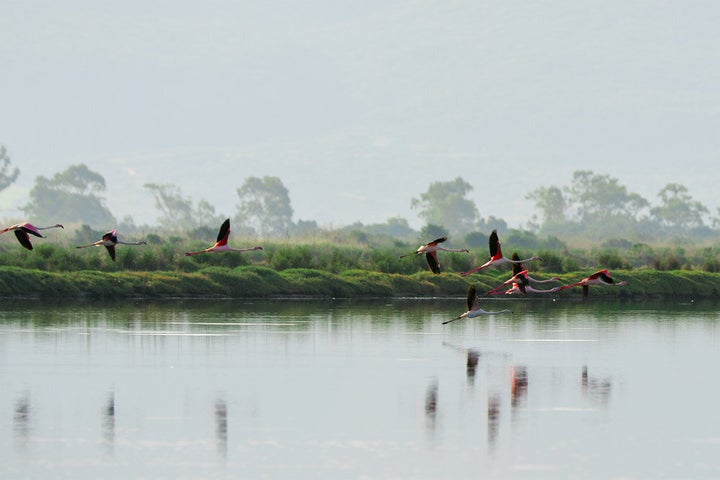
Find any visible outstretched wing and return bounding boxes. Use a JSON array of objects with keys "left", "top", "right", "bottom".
[
  {"left": 14, "top": 230, "right": 34, "bottom": 250},
  {"left": 216, "top": 219, "right": 231, "bottom": 245},
  {"left": 466, "top": 285, "right": 479, "bottom": 311},
  {"left": 489, "top": 230, "right": 501, "bottom": 258},
  {"left": 597, "top": 271, "right": 614, "bottom": 284},
  {"left": 427, "top": 236, "right": 447, "bottom": 247},
  {"left": 425, "top": 252, "right": 441, "bottom": 274},
  {"left": 511, "top": 252, "right": 525, "bottom": 276},
  {"left": 103, "top": 231, "right": 118, "bottom": 243},
  {"left": 105, "top": 245, "right": 116, "bottom": 261}
]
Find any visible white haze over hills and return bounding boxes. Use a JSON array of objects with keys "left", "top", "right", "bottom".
[{"left": 2, "top": 1, "right": 719, "bottom": 231}]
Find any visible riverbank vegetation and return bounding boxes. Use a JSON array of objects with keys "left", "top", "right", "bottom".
[
  {"left": 0, "top": 237, "right": 719, "bottom": 299},
  {"left": 1, "top": 159, "right": 720, "bottom": 299},
  {"left": 1, "top": 263, "right": 718, "bottom": 299}
]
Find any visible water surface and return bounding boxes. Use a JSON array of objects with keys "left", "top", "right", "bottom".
[{"left": 2, "top": 298, "right": 720, "bottom": 479}]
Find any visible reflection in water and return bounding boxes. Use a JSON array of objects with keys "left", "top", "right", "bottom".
[
  {"left": 511, "top": 366, "right": 528, "bottom": 409},
  {"left": 441, "top": 342, "right": 482, "bottom": 387},
  {"left": 3, "top": 300, "right": 717, "bottom": 479},
  {"left": 102, "top": 392, "right": 115, "bottom": 453},
  {"left": 582, "top": 365, "right": 612, "bottom": 404},
  {"left": 487, "top": 394, "right": 500, "bottom": 450},
  {"left": 215, "top": 399, "right": 228, "bottom": 458},
  {"left": 424, "top": 380, "right": 438, "bottom": 437},
  {"left": 466, "top": 350, "right": 480, "bottom": 386},
  {"left": 14, "top": 391, "right": 31, "bottom": 449}
]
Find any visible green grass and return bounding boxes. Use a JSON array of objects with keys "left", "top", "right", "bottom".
[{"left": 0, "top": 265, "right": 715, "bottom": 300}]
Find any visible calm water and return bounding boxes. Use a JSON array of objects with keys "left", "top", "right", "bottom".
[{"left": 2, "top": 297, "right": 720, "bottom": 479}]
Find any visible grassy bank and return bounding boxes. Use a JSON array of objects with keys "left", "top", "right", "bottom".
[{"left": 1, "top": 265, "right": 718, "bottom": 300}]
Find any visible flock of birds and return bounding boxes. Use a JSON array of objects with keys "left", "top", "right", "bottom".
[
  {"left": 1, "top": 220, "right": 626, "bottom": 324},
  {"left": 399, "top": 230, "right": 628, "bottom": 325},
  {"left": 0, "top": 218, "right": 262, "bottom": 261}
]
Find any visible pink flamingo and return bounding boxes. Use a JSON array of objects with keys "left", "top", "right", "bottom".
[
  {"left": 399, "top": 236, "right": 469, "bottom": 274},
  {"left": 76, "top": 230, "right": 147, "bottom": 261},
  {"left": 185, "top": 218, "right": 262, "bottom": 256},
  {"left": 491, "top": 281, "right": 561, "bottom": 296},
  {"left": 461, "top": 230, "right": 541, "bottom": 276},
  {"left": 487, "top": 253, "right": 561, "bottom": 295},
  {"left": 0, "top": 222, "right": 64, "bottom": 250},
  {"left": 443, "top": 285, "right": 512, "bottom": 325},
  {"left": 558, "top": 269, "right": 628, "bottom": 297}
]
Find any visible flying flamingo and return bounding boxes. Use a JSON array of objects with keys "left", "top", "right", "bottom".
[
  {"left": 491, "top": 281, "right": 561, "bottom": 296},
  {"left": 461, "top": 230, "right": 541, "bottom": 276},
  {"left": 399, "top": 236, "right": 469, "bottom": 274},
  {"left": 0, "top": 222, "right": 64, "bottom": 250},
  {"left": 487, "top": 269, "right": 531, "bottom": 295},
  {"left": 442, "top": 285, "right": 512, "bottom": 325},
  {"left": 184, "top": 218, "right": 262, "bottom": 256},
  {"left": 76, "top": 230, "right": 147, "bottom": 261},
  {"left": 487, "top": 253, "right": 561, "bottom": 295},
  {"left": 558, "top": 269, "right": 628, "bottom": 297}
]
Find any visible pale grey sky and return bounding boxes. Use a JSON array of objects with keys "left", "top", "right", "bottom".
[{"left": 2, "top": 0, "right": 719, "bottom": 230}]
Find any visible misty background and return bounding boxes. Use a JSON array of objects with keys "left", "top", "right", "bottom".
[{"left": 2, "top": 1, "right": 719, "bottom": 232}]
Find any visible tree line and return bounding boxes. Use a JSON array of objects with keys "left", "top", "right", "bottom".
[{"left": 2, "top": 145, "right": 719, "bottom": 249}]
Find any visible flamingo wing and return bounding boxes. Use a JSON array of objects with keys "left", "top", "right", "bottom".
[
  {"left": 103, "top": 231, "right": 118, "bottom": 244},
  {"left": 425, "top": 252, "right": 441, "bottom": 274},
  {"left": 488, "top": 230, "right": 502, "bottom": 259},
  {"left": 427, "top": 236, "right": 447, "bottom": 247},
  {"left": 20, "top": 224, "right": 44, "bottom": 238},
  {"left": 105, "top": 245, "right": 116, "bottom": 261},
  {"left": 597, "top": 271, "right": 614, "bottom": 284},
  {"left": 511, "top": 253, "right": 525, "bottom": 276},
  {"left": 466, "top": 285, "right": 479, "bottom": 311},
  {"left": 216, "top": 219, "right": 231, "bottom": 245},
  {"left": 14, "top": 230, "right": 34, "bottom": 250}
]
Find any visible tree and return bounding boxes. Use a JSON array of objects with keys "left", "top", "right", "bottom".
[
  {"left": 0, "top": 146, "right": 20, "bottom": 193},
  {"left": 420, "top": 223, "right": 447, "bottom": 240},
  {"left": 410, "top": 177, "right": 479, "bottom": 235},
  {"left": 145, "top": 182, "right": 194, "bottom": 229},
  {"left": 650, "top": 183, "right": 708, "bottom": 229},
  {"left": 23, "top": 164, "right": 115, "bottom": 226},
  {"left": 564, "top": 170, "right": 649, "bottom": 222},
  {"left": 526, "top": 185, "right": 567, "bottom": 224},
  {"left": 361, "top": 217, "right": 416, "bottom": 239},
  {"left": 145, "top": 183, "right": 226, "bottom": 232},
  {"left": 236, "top": 176, "right": 293, "bottom": 237}
]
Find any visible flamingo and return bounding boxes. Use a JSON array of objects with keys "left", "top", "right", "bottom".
[
  {"left": 184, "top": 218, "right": 262, "bottom": 256},
  {"left": 558, "top": 269, "right": 628, "bottom": 297},
  {"left": 461, "top": 230, "right": 541, "bottom": 276},
  {"left": 442, "top": 285, "right": 512, "bottom": 325},
  {"left": 399, "top": 236, "right": 469, "bottom": 274},
  {"left": 76, "top": 230, "right": 147, "bottom": 261},
  {"left": 0, "top": 222, "right": 64, "bottom": 250},
  {"left": 487, "top": 253, "right": 561, "bottom": 295},
  {"left": 491, "top": 281, "right": 561, "bottom": 296}
]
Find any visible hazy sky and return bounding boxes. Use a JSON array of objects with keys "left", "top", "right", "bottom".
[{"left": 2, "top": 0, "right": 719, "bottom": 231}]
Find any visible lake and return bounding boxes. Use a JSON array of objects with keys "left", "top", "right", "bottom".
[{"left": 2, "top": 297, "right": 720, "bottom": 479}]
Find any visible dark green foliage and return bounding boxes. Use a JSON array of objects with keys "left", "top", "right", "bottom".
[
  {"left": 464, "top": 231, "right": 488, "bottom": 248},
  {"left": 596, "top": 250, "right": 626, "bottom": 270},
  {"left": 278, "top": 269, "right": 357, "bottom": 297}
]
